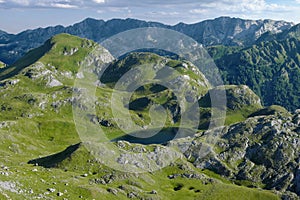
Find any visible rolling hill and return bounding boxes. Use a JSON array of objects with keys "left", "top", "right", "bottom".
[{"left": 0, "top": 33, "right": 299, "bottom": 199}]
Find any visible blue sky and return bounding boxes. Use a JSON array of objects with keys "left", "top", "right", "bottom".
[{"left": 0, "top": 0, "right": 300, "bottom": 33}]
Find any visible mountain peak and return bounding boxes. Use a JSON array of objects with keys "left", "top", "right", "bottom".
[
  {"left": 77, "top": 17, "right": 105, "bottom": 25},
  {"left": 0, "top": 33, "right": 99, "bottom": 81}
]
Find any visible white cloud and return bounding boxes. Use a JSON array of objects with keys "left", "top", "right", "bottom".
[
  {"left": 188, "top": 0, "right": 292, "bottom": 19},
  {"left": 189, "top": 9, "right": 209, "bottom": 14},
  {"left": 11, "top": 0, "right": 29, "bottom": 6},
  {"left": 93, "top": 0, "right": 105, "bottom": 3},
  {"left": 50, "top": 3, "right": 78, "bottom": 9},
  {"left": 197, "top": 0, "right": 285, "bottom": 12},
  {"left": 0, "top": 0, "right": 82, "bottom": 8}
]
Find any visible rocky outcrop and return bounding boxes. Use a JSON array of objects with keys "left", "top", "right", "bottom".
[
  {"left": 170, "top": 113, "right": 300, "bottom": 196},
  {"left": 199, "top": 85, "right": 262, "bottom": 110},
  {"left": 223, "top": 85, "right": 262, "bottom": 110}
]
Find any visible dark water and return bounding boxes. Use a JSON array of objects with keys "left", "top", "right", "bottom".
[{"left": 112, "top": 127, "right": 196, "bottom": 145}]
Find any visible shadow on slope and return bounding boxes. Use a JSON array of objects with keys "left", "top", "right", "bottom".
[
  {"left": 28, "top": 143, "right": 81, "bottom": 168},
  {"left": 0, "top": 39, "right": 53, "bottom": 81}
]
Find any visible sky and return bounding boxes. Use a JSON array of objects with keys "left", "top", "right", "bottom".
[{"left": 0, "top": 0, "right": 300, "bottom": 33}]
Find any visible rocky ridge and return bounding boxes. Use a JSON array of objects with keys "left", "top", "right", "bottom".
[{"left": 0, "top": 17, "right": 295, "bottom": 65}]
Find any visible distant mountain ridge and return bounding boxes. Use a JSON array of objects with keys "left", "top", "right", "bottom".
[
  {"left": 0, "top": 16, "right": 296, "bottom": 65},
  {"left": 173, "top": 17, "right": 293, "bottom": 46}
]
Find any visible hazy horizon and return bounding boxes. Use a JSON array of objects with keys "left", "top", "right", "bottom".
[{"left": 1, "top": 15, "right": 297, "bottom": 35}]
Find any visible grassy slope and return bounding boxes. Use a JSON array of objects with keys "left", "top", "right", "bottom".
[
  {"left": 0, "top": 140, "right": 278, "bottom": 200},
  {"left": 0, "top": 61, "right": 6, "bottom": 69},
  {"left": 0, "top": 33, "right": 281, "bottom": 199},
  {"left": 0, "top": 39, "right": 52, "bottom": 81},
  {"left": 198, "top": 85, "right": 263, "bottom": 129}
]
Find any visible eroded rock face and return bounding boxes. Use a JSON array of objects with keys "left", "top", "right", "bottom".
[{"left": 170, "top": 113, "right": 300, "bottom": 196}]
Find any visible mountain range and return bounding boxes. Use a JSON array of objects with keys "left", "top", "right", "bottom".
[
  {"left": 1, "top": 16, "right": 300, "bottom": 111},
  {"left": 0, "top": 17, "right": 295, "bottom": 65},
  {"left": 0, "top": 17, "right": 299, "bottom": 199}
]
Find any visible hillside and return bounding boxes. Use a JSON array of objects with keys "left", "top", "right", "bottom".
[
  {"left": 0, "top": 61, "right": 5, "bottom": 68},
  {"left": 0, "top": 33, "right": 297, "bottom": 199},
  {"left": 0, "top": 17, "right": 299, "bottom": 113},
  {"left": 209, "top": 37, "right": 300, "bottom": 111}
]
